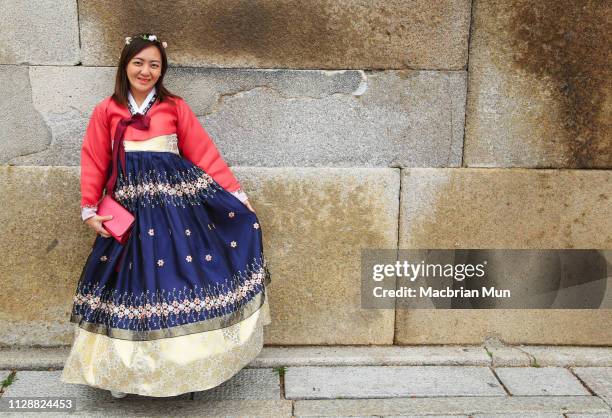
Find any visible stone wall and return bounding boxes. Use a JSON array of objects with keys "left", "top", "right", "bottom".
[{"left": 0, "top": 0, "right": 610, "bottom": 346}]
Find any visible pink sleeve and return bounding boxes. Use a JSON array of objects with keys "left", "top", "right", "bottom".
[
  {"left": 80, "top": 102, "right": 112, "bottom": 215},
  {"left": 176, "top": 98, "right": 242, "bottom": 193}
]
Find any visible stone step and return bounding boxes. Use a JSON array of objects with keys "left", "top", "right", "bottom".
[{"left": 1, "top": 345, "right": 611, "bottom": 370}]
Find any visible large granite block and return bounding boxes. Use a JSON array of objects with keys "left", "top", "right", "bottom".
[
  {"left": 0, "top": 166, "right": 399, "bottom": 346},
  {"left": 4, "top": 66, "right": 465, "bottom": 168},
  {"left": 464, "top": 0, "right": 611, "bottom": 168},
  {"left": 396, "top": 168, "right": 612, "bottom": 345},
  {"left": 0, "top": 0, "right": 79, "bottom": 65},
  {"left": 245, "top": 167, "right": 399, "bottom": 344},
  {"left": 78, "top": 0, "right": 470, "bottom": 69}
]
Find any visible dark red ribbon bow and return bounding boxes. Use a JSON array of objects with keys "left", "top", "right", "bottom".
[
  {"left": 105, "top": 113, "right": 150, "bottom": 273},
  {"left": 105, "top": 113, "right": 151, "bottom": 197}
]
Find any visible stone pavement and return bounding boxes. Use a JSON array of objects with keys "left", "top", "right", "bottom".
[{"left": 0, "top": 343, "right": 610, "bottom": 417}]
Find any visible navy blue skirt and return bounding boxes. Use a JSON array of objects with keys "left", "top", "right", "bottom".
[{"left": 70, "top": 148, "right": 271, "bottom": 341}]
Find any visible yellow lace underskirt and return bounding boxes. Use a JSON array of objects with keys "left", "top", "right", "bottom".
[{"left": 60, "top": 288, "right": 272, "bottom": 397}]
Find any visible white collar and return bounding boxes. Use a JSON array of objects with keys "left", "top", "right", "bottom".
[{"left": 128, "top": 86, "right": 156, "bottom": 114}]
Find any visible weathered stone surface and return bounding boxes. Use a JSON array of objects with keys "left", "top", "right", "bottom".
[
  {"left": 1, "top": 371, "right": 290, "bottom": 416},
  {"left": 0, "top": 166, "right": 397, "bottom": 346},
  {"left": 483, "top": 338, "right": 532, "bottom": 367},
  {"left": 0, "top": 0, "right": 79, "bottom": 65},
  {"left": 293, "top": 396, "right": 611, "bottom": 416},
  {"left": 284, "top": 366, "right": 505, "bottom": 399},
  {"left": 521, "top": 346, "right": 612, "bottom": 367},
  {"left": 4, "top": 345, "right": 611, "bottom": 370},
  {"left": 2, "top": 370, "right": 186, "bottom": 399},
  {"left": 252, "top": 346, "right": 490, "bottom": 367},
  {"left": 396, "top": 310, "right": 612, "bottom": 346},
  {"left": 3, "top": 66, "right": 113, "bottom": 166},
  {"left": 565, "top": 414, "right": 612, "bottom": 418},
  {"left": 193, "top": 368, "right": 280, "bottom": 400},
  {"left": 0, "top": 346, "right": 70, "bottom": 369},
  {"left": 396, "top": 168, "right": 612, "bottom": 345},
  {"left": 79, "top": 0, "right": 470, "bottom": 69},
  {"left": 0, "top": 166, "right": 93, "bottom": 346},
  {"left": 494, "top": 367, "right": 590, "bottom": 396},
  {"left": 247, "top": 167, "right": 399, "bottom": 344},
  {"left": 399, "top": 169, "right": 612, "bottom": 249},
  {"left": 6, "top": 66, "right": 465, "bottom": 168},
  {"left": 174, "top": 69, "right": 466, "bottom": 168},
  {"left": 464, "top": 0, "right": 611, "bottom": 168},
  {"left": 473, "top": 415, "right": 563, "bottom": 418},
  {"left": 0, "top": 66, "right": 51, "bottom": 164},
  {"left": 572, "top": 367, "right": 612, "bottom": 408}
]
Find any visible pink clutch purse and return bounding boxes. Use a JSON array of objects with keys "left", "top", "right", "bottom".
[
  {"left": 90, "top": 113, "right": 147, "bottom": 246},
  {"left": 97, "top": 195, "right": 134, "bottom": 245}
]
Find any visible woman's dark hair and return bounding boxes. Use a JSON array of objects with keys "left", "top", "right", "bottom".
[{"left": 111, "top": 33, "right": 180, "bottom": 107}]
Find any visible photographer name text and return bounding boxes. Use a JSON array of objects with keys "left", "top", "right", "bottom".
[{"left": 373, "top": 286, "right": 511, "bottom": 298}]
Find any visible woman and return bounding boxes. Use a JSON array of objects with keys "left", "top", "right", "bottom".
[{"left": 60, "top": 33, "right": 272, "bottom": 398}]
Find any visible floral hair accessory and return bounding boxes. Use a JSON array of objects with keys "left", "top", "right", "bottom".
[{"left": 125, "top": 34, "right": 167, "bottom": 48}]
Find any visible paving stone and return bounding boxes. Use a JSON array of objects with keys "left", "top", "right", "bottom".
[
  {"left": 0, "top": 0, "right": 79, "bottom": 65},
  {"left": 1, "top": 370, "right": 188, "bottom": 405},
  {"left": 494, "top": 367, "right": 590, "bottom": 396},
  {"left": 251, "top": 346, "right": 490, "bottom": 367},
  {"left": 386, "top": 416, "right": 470, "bottom": 418},
  {"left": 193, "top": 368, "right": 280, "bottom": 400},
  {"left": 0, "top": 399, "right": 292, "bottom": 417},
  {"left": 5, "top": 346, "right": 612, "bottom": 371},
  {"left": 572, "top": 367, "right": 612, "bottom": 408},
  {"left": 331, "top": 416, "right": 470, "bottom": 418},
  {"left": 293, "top": 396, "right": 610, "bottom": 416},
  {"left": 0, "top": 371, "right": 291, "bottom": 416},
  {"left": 474, "top": 414, "right": 564, "bottom": 418},
  {"left": 285, "top": 366, "right": 505, "bottom": 399},
  {"left": 521, "top": 347, "right": 612, "bottom": 367},
  {"left": 391, "top": 416, "right": 471, "bottom": 418},
  {"left": 566, "top": 414, "right": 612, "bottom": 418},
  {"left": 2, "top": 371, "right": 105, "bottom": 399},
  {"left": 484, "top": 345, "right": 532, "bottom": 367}
]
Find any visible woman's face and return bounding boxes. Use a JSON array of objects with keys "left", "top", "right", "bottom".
[{"left": 126, "top": 45, "right": 162, "bottom": 95}]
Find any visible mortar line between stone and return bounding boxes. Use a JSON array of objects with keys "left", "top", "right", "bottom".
[
  {"left": 488, "top": 365, "right": 512, "bottom": 396},
  {"left": 461, "top": 0, "right": 476, "bottom": 168},
  {"left": 279, "top": 367, "right": 286, "bottom": 400},
  {"left": 76, "top": 0, "right": 82, "bottom": 63},
  {"left": 567, "top": 367, "right": 598, "bottom": 398},
  {"left": 394, "top": 167, "right": 402, "bottom": 345}
]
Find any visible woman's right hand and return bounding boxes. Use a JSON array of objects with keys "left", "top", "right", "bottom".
[{"left": 85, "top": 214, "right": 114, "bottom": 238}]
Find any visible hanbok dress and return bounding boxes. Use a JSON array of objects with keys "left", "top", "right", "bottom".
[{"left": 60, "top": 87, "right": 272, "bottom": 397}]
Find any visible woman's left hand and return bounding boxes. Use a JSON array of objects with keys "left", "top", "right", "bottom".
[{"left": 243, "top": 199, "right": 256, "bottom": 213}]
